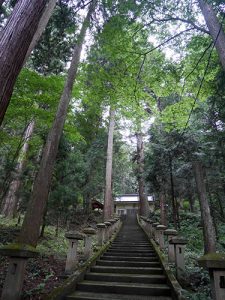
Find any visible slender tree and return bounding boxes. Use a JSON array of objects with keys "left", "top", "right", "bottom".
[
  {"left": 18, "top": 0, "right": 96, "bottom": 247},
  {"left": 136, "top": 132, "right": 150, "bottom": 217},
  {"left": 159, "top": 190, "right": 167, "bottom": 226},
  {"left": 2, "top": 120, "right": 35, "bottom": 218},
  {"left": 193, "top": 161, "right": 216, "bottom": 253},
  {"left": 0, "top": 0, "right": 48, "bottom": 126},
  {"left": 198, "top": 0, "right": 225, "bottom": 71},
  {"left": 103, "top": 108, "right": 115, "bottom": 221},
  {"left": 169, "top": 155, "right": 180, "bottom": 229}
]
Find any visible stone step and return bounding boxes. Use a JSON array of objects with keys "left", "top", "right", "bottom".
[
  {"left": 90, "top": 265, "right": 164, "bottom": 275},
  {"left": 101, "top": 256, "right": 159, "bottom": 262},
  {"left": 76, "top": 280, "right": 171, "bottom": 296},
  {"left": 111, "top": 243, "right": 151, "bottom": 246},
  {"left": 96, "top": 260, "right": 161, "bottom": 268},
  {"left": 115, "top": 237, "right": 146, "bottom": 240},
  {"left": 109, "top": 247, "right": 153, "bottom": 251},
  {"left": 66, "top": 291, "right": 173, "bottom": 300},
  {"left": 106, "top": 249, "right": 155, "bottom": 253},
  {"left": 85, "top": 272, "right": 167, "bottom": 284},
  {"left": 105, "top": 251, "right": 157, "bottom": 257}
]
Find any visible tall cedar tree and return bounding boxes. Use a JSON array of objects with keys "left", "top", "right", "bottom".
[
  {"left": 136, "top": 132, "right": 150, "bottom": 217},
  {"left": 103, "top": 108, "right": 115, "bottom": 221},
  {"left": 0, "top": 0, "right": 48, "bottom": 125},
  {"left": 193, "top": 161, "right": 216, "bottom": 253},
  {"left": 198, "top": 0, "right": 225, "bottom": 71},
  {"left": 18, "top": 0, "right": 96, "bottom": 247}
]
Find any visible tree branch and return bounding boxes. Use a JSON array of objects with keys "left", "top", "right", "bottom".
[{"left": 150, "top": 16, "right": 210, "bottom": 35}]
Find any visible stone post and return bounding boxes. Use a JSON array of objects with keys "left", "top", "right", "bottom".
[
  {"left": 0, "top": 243, "right": 38, "bottom": 300},
  {"left": 152, "top": 222, "right": 160, "bottom": 240},
  {"left": 164, "top": 229, "right": 178, "bottom": 262},
  {"left": 139, "top": 216, "right": 146, "bottom": 228},
  {"left": 96, "top": 223, "right": 106, "bottom": 246},
  {"left": 143, "top": 217, "right": 148, "bottom": 230},
  {"left": 113, "top": 218, "right": 118, "bottom": 233},
  {"left": 147, "top": 220, "right": 154, "bottom": 238},
  {"left": 104, "top": 221, "right": 111, "bottom": 242},
  {"left": 83, "top": 228, "right": 96, "bottom": 259},
  {"left": 65, "top": 231, "right": 84, "bottom": 274},
  {"left": 169, "top": 237, "right": 188, "bottom": 280},
  {"left": 145, "top": 219, "right": 151, "bottom": 237},
  {"left": 156, "top": 225, "right": 167, "bottom": 250},
  {"left": 198, "top": 253, "right": 225, "bottom": 300},
  {"left": 108, "top": 219, "right": 116, "bottom": 237},
  {"left": 115, "top": 217, "right": 121, "bottom": 231}
]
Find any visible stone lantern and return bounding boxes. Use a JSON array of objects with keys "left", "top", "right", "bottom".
[
  {"left": 198, "top": 253, "right": 225, "bottom": 300},
  {"left": 145, "top": 219, "right": 151, "bottom": 238},
  {"left": 169, "top": 237, "right": 188, "bottom": 280},
  {"left": 108, "top": 219, "right": 116, "bottom": 236},
  {"left": 156, "top": 225, "right": 167, "bottom": 249},
  {"left": 65, "top": 231, "right": 84, "bottom": 274},
  {"left": 83, "top": 227, "right": 96, "bottom": 259},
  {"left": 148, "top": 219, "right": 154, "bottom": 238},
  {"left": 0, "top": 243, "right": 38, "bottom": 300},
  {"left": 164, "top": 229, "right": 178, "bottom": 262},
  {"left": 96, "top": 223, "right": 106, "bottom": 246},
  {"left": 104, "top": 221, "right": 111, "bottom": 242},
  {"left": 152, "top": 222, "right": 160, "bottom": 240}
]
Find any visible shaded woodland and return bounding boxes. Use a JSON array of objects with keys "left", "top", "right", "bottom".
[{"left": 0, "top": 0, "right": 225, "bottom": 299}]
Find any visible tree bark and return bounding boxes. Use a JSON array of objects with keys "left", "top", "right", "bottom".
[
  {"left": 159, "top": 191, "right": 167, "bottom": 226},
  {"left": 188, "top": 193, "right": 195, "bottom": 213},
  {"left": 193, "top": 161, "right": 216, "bottom": 254},
  {"left": 17, "top": 1, "right": 96, "bottom": 247},
  {"left": 24, "top": 0, "right": 57, "bottom": 62},
  {"left": 2, "top": 120, "right": 35, "bottom": 218},
  {"left": 0, "top": 0, "right": 48, "bottom": 126},
  {"left": 103, "top": 108, "right": 115, "bottom": 221},
  {"left": 198, "top": 0, "right": 225, "bottom": 71},
  {"left": 169, "top": 155, "right": 179, "bottom": 229},
  {"left": 136, "top": 132, "right": 150, "bottom": 217},
  {"left": 40, "top": 204, "right": 48, "bottom": 238}
]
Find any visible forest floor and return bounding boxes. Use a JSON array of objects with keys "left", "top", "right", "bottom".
[{"left": 0, "top": 212, "right": 100, "bottom": 299}]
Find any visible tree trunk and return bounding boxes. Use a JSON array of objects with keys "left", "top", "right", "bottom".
[
  {"left": 40, "top": 204, "right": 48, "bottom": 238},
  {"left": 169, "top": 155, "right": 179, "bottom": 229},
  {"left": 215, "top": 192, "right": 225, "bottom": 219},
  {"left": 0, "top": 0, "right": 48, "bottom": 126},
  {"left": 159, "top": 191, "right": 167, "bottom": 226},
  {"left": 17, "top": 1, "right": 96, "bottom": 247},
  {"left": 193, "top": 161, "right": 216, "bottom": 253},
  {"left": 198, "top": 0, "right": 225, "bottom": 71},
  {"left": 24, "top": 0, "right": 57, "bottom": 62},
  {"left": 188, "top": 193, "right": 195, "bottom": 212},
  {"left": 136, "top": 132, "right": 150, "bottom": 217},
  {"left": 2, "top": 120, "right": 35, "bottom": 218},
  {"left": 103, "top": 108, "right": 115, "bottom": 221}
]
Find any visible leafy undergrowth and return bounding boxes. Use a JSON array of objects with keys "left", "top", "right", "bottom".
[
  {"left": 178, "top": 212, "right": 211, "bottom": 300},
  {"left": 0, "top": 214, "right": 99, "bottom": 299}
]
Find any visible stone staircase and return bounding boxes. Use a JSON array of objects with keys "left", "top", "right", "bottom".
[{"left": 66, "top": 216, "right": 173, "bottom": 300}]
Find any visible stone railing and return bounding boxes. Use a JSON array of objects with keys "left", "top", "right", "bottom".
[
  {"left": 140, "top": 216, "right": 225, "bottom": 300},
  {"left": 0, "top": 217, "right": 122, "bottom": 300},
  {"left": 139, "top": 216, "right": 187, "bottom": 282},
  {"left": 64, "top": 217, "right": 121, "bottom": 275}
]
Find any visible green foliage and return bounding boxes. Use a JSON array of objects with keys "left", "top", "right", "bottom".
[
  {"left": 30, "top": 1, "right": 78, "bottom": 75},
  {"left": 37, "top": 226, "right": 68, "bottom": 256}
]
